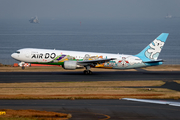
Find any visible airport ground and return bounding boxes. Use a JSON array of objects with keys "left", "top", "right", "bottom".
[
  {"left": 1, "top": 99, "right": 180, "bottom": 120},
  {"left": 0, "top": 65, "right": 180, "bottom": 119}
]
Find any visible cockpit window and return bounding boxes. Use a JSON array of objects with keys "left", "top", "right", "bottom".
[{"left": 16, "top": 51, "right": 20, "bottom": 54}]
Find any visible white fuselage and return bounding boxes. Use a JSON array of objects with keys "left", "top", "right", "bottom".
[{"left": 11, "top": 48, "right": 147, "bottom": 69}]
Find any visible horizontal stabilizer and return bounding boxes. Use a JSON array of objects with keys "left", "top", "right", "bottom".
[{"left": 143, "top": 59, "right": 164, "bottom": 63}]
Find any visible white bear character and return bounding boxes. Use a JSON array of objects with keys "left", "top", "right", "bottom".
[{"left": 147, "top": 39, "right": 164, "bottom": 59}]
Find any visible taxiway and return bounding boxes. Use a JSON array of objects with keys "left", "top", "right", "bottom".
[{"left": 0, "top": 99, "right": 180, "bottom": 120}]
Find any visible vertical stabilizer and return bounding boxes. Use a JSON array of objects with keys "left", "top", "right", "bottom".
[{"left": 135, "top": 33, "right": 169, "bottom": 61}]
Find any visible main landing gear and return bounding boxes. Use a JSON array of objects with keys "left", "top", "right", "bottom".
[
  {"left": 83, "top": 70, "right": 92, "bottom": 75},
  {"left": 84, "top": 66, "right": 92, "bottom": 75}
]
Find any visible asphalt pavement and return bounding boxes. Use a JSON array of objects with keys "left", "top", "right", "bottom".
[
  {"left": 0, "top": 71, "right": 180, "bottom": 83},
  {"left": 0, "top": 99, "right": 180, "bottom": 120},
  {"left": 0, "top": 71, "right": 180, "bottom": 120}
]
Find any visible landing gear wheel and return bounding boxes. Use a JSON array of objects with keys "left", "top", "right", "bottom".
[
  {"left": 84, "top": 70, "right": 88, "bottom": 75},
  {"left": 22, "top": 66, "right": 25, "bottom": 70},
  {"left": 83, "top": 70, "right": 92, "bottom": 75},
  {"left": 88, "top": 70, "right": 92, "bottom": 75}
]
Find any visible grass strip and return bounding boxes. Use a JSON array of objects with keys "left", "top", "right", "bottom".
[{"left": 0, "top": 109, "right": 71, "bottom": 120}]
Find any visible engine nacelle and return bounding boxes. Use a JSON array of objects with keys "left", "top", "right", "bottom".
[{"left": 62, "top": 61, "right": 77, "bottom": 70}]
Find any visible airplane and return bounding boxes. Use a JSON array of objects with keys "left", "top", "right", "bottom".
[{"left": 11, "top": 33, "right": 169, "bottom": 74}]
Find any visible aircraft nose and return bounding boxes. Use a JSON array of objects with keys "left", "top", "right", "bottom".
[
  {"left": 11, "top": 53, "right": 19, "bottom": 60},
  {"left": 11, "top": 53, "right": 15, "bottom": 58}
]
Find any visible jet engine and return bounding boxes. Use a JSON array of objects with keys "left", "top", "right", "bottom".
[{"left": 62, "top": 61, "right": 77, "bottom": 70}]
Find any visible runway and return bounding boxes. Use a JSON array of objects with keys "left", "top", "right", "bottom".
[
  {"left": 0, "top": 71, "right": 180, "bottom": 119},
  {"left": 0, "top": 71, "right": 180, "bottom": 83},
  {"left": 0, "top": 99, "right": 180, "bottom": 120}
]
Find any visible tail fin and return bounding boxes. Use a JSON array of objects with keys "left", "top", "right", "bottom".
[{"left": 135, "top": 33, "right": 169, "bottom": 62}]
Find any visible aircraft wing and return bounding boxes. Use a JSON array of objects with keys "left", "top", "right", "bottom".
[
  {"left": 121, "top": 98, "right": 180, "bottom": 107},
  {"left": 77, "top": 58, "right": 116, "bottom": 66}
]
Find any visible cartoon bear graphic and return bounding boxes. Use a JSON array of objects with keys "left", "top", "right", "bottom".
[{"left": 146, "top": 39, "right": 164, "bottom": 60}]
